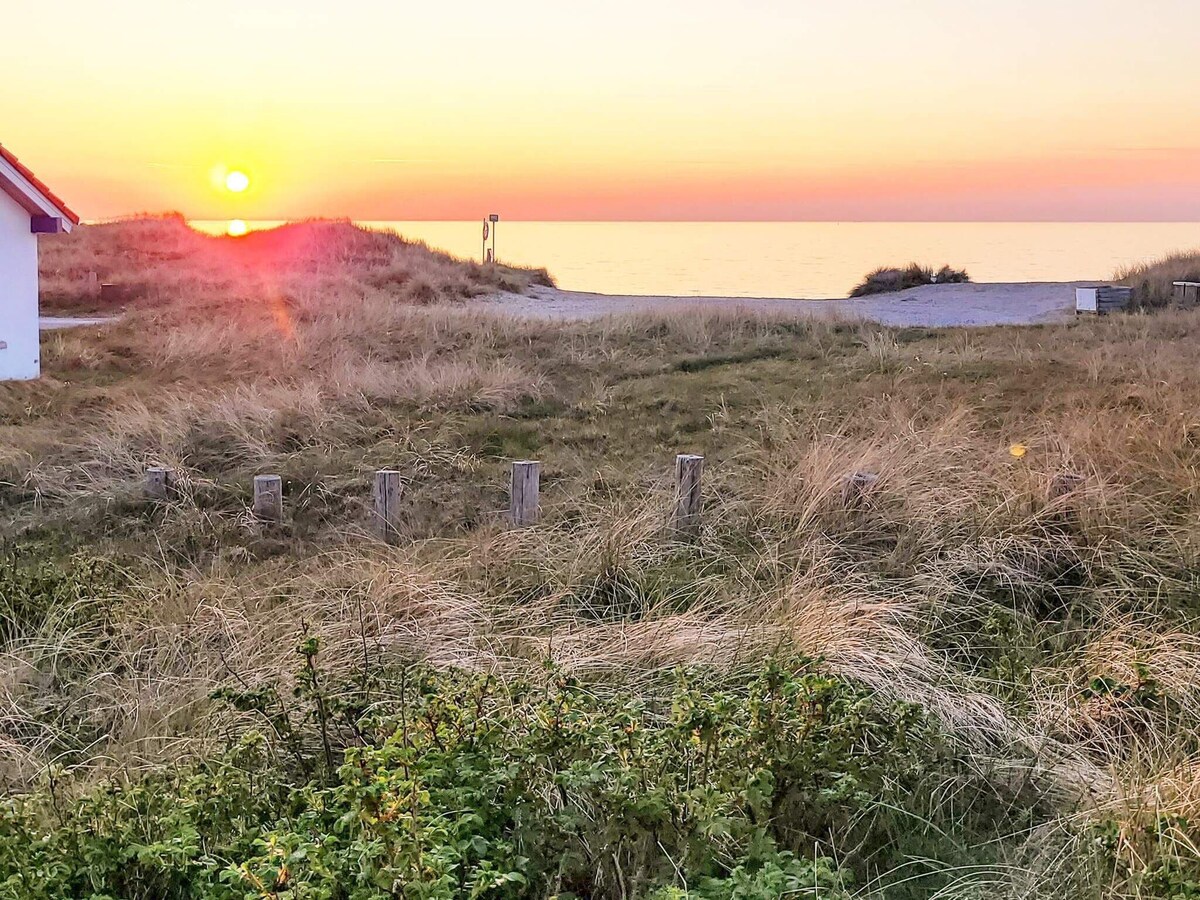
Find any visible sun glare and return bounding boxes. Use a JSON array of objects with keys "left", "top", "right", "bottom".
[
  {"left": 227, "top": 219, "right": 248, "bottom": 237},
  {"left": 225, "top": 170, "right": 250, "bottom": 193}
]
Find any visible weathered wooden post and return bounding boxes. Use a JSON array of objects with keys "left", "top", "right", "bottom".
[
  {"left": 145, "top": 466, "right": 174, "bottom": 500},
  {"left": 673, "top": 454, "right": 704, "bottom": 539},
  {"left": 1049, "top": 472, "right": 1085, "bottom": 501},
  {"left": 842, "top": 471, "right": 880, "bottom": 508},
  {"left": 373, "top": 470, "right": 404, "bottom": 543},
  {"left": 253, "top": 474, "right": 284, "bottom": 523},
  {"left": 86, "top": 271, "right": 99, "bottom": 297},
  {"left": 509, "top": 461, "right": 540, "bottom": 527}
]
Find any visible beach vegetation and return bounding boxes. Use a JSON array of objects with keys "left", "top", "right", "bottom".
[
  {"left": 849, "top": 263, "right": 970, "bottom": 297},
  {"left": 1114, "top": 248, "right": 1200, "bottom": 309},
  {"left": 38, "top": 215, "right": 552, "bottom": 315},
  {"left": 4, "top": 218, "right": 1200, "bottom": 897}
]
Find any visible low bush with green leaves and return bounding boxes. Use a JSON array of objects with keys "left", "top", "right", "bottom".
[{"left": 0, "top": 647, "right": 995, "bottom": 900}]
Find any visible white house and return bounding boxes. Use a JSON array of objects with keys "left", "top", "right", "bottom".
[{"left": 0, "top": 144, "right": 79, "bottom": 380}]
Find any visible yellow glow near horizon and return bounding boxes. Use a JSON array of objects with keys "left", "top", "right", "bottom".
[
  {"left": 4, "top": 1, "right": 1200, "bottom": 221},
  {"left": 225, "top": 171, "right": 250, "bottom": 194},
  {"left": 227, "top": 219, "right": 248, "bottom": 237}
]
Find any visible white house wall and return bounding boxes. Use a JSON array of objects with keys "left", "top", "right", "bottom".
[{"left": 0, "top": 190, "right": 38, "bottom": 380}]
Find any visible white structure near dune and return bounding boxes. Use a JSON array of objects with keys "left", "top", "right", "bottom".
[{"left": 0, "top": 144, "right": 78, "bottom": 380}]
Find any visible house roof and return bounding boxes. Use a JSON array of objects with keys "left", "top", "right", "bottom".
[{"left": 0, "top": 144, "right": 80, "bottom": 226}]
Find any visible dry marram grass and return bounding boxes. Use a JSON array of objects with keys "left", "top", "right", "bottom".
[{"left": 5, "top": 220, "right": 1200, "bottom": 896}]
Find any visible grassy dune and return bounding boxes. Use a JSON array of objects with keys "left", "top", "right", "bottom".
[
  {"left": 4, "top": 221, "right": 1200, "bottom": 897},
  {"left": 1115, "top": 249, "right": 1200, "bottom": 308},
  {"left": 37, "top": 214, "right": 551, "bottom": 314}
]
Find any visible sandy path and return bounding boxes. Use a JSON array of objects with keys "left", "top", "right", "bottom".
[
  {"left": 39, "top": 283, "right": 1090, "bottom": 332},
  {"left": 480, "top": 282, "right": 1094, "bottom": 328},
  {"left": 40, "top": 316, "right": 120, "bottom": 330}
]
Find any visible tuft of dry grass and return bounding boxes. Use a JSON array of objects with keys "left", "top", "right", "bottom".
[{"left": 849, "top": 262, "right": 970, "bottom": 297}]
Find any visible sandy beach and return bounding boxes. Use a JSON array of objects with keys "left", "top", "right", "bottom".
[
  {"left": 483, "top": 281, "right": 1094, "bottom": 327},
  {"left": 42, "top": 281, "right": 1095, "bottom": 333}
]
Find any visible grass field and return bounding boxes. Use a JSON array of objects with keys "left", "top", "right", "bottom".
[{"left": 4, "top": 219, "right": 1200, "bottom": 898}]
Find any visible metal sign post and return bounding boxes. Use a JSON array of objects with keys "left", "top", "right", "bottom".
[{"left": 489, "top": 213, "right": 499, "bottom": 264}]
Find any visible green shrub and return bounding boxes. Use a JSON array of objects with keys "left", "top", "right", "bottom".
[
  {"left": 849, "top": 263, "right": 970, "bottom": 298},
  {"left": 0, "top": 655, "right": 961, "bottom": 899},
  {"left": 0, "top": 548, "right": 124, "bottom": 647},
  {"left": 0, "top": 736, "right": 292, "bottom": 900},
  {"left": 1096, "top": 814, "right": 1200, "bottom": 899}
]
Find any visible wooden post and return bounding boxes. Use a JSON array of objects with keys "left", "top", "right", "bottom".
[
  {"left": 86, "top": 271, "right": 99, "bottom": 297},
  {"left": 253, "top": 474, "right": 283, "bottom": 522},
  {"left": 145, "top": 466, "right": 174, "bottom": 500},
  {"left": 373, "top": 470, "right": 404, "bottom": 543},
  {"left": 673, "top": 454, "right": 704, "bottom": 539},
  {"left": 842, "top": 471, "right": 880, "bottom": 507},
  {"left": 509, "top": 461, "right": 540, "bottom": 527},
  {"left": 1049, "top": 472, "right": 1085, "bottom": 501}
]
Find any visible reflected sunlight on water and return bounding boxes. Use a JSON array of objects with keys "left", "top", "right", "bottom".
[{"left": 189, "top": 221, "right": 1200, "bottom": 299}]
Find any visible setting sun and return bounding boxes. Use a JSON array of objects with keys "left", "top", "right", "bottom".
[
  {"left": 225, "top": 170, "right": 250, "bottom": 194},
  {"left": 226, "top": 218, "right": 248, "bottom": 237}
]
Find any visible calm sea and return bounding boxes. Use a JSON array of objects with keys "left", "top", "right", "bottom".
[{"left": 191, "top": 221, "right": 1200, "bottom": 299}]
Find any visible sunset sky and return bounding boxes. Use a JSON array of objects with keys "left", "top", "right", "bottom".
[{"left": 5, "top": 0, "right": 1200, "bottom": 221}]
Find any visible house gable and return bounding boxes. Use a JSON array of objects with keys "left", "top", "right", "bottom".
[
  {"left": 0, "top": 145, "right": 79, "bottom": 232},
  {"left": 0, "top": 182, "right": 42, "bottom": 380}
]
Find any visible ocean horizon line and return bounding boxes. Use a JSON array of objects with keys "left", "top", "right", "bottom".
[{"left": 85, "top": 217, "right": 1200, "bottom": 227}]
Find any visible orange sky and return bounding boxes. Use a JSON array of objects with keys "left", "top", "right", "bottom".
[{"left": 5, "top": 0, "right": 1200, "bottom": 221}]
